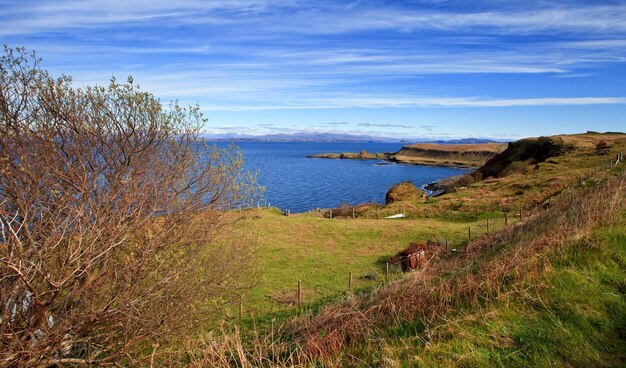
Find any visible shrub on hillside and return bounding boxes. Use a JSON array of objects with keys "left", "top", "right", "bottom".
[{"left": 595, "top": 140, "right": 610, "bottom": 154}]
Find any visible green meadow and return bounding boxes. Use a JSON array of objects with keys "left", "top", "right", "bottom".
[{"left": 228, "top": 208, "right": 516, "bottom": 317}]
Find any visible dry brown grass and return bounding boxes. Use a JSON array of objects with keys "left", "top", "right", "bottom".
[{"left": 558, "top": 132, "right": 626, "bottom": 149}]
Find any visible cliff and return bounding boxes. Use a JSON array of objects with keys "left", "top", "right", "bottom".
[
  {"left": 391, "top": 143, "right": 507, "bottom": 168},
  {"left": 308, "top": 143, "right": 507, "bottom": 168}
]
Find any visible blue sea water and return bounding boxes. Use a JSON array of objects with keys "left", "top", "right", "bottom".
[{"left": 210, "top": 142, "right": 470, "bottom": 213}]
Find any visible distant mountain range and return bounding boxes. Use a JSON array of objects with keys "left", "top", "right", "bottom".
[
  {"left": 420, "top": 138, "right": 508, "bottom": 145},
  {"left": 203, "top": 132, "right": 509, "bottom": 144},
  {"left": 204, "top": 132, "right": 401, "bottom": 143}
]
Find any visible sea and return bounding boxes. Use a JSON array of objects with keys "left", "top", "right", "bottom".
[{"left": 210, "top": 141, "right": 471, "bottom": 213}]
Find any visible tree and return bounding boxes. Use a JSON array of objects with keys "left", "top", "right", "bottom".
[{"left": 0, "top": 46, "right": 260, "bottom": 366}]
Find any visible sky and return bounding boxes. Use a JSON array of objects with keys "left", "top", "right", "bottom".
[{"left": 1, "top": 0, "right": 626, "bottom": 140}]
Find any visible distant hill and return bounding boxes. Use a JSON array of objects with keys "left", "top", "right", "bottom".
[
  {"left": 203, "top": 132, "right": 507, "bottom": 144},
  {"left": 205, "top": 132, "right": 401, "bottom": 143},
  {"left": 411, "top": 138, "right": 506, "bottom": 145}
]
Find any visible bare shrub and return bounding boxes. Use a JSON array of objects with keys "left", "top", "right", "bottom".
[
  {"left": 0, "top": 47, "right": 260, "bottom": 366},
  {"left": 595, "top": 140, "right": 610, "bottom": 154}
]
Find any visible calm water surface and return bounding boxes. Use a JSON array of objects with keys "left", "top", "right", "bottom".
[{"left": 211, "top": 142, "right": 470, "bottom": 213}]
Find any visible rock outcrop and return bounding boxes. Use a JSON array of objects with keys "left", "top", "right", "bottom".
[{"left": 385, "top": 182, "right": 426, "bottom": 204}]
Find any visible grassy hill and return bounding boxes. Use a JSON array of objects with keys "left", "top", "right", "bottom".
[{"left": 194, "top": 133, "right": 626, "bottom": 367}]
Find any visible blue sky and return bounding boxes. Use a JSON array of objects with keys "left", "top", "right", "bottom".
[{"left": 2, "top": 0, "right": 626, "bottom": 140}]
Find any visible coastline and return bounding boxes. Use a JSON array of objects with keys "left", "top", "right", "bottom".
[
  {"left": 307, "top": 152, "right": 482, "bottom": 169},
  {"left": 306, "top": 143, "right": 506, "bottom": 169}
]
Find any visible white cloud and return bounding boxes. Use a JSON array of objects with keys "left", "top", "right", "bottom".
[
  {"left": 358, "top": 122, "right": 414, "bottom": 128},
  {"left": 197, "top": 96, "right": 626, "bottom": 111},
  {"left": 3, "top": 2, "right": 626, "bottom": 36}
]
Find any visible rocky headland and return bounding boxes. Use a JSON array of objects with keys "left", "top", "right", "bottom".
[{"left": 307, "top": 143, "right": 507, "bottom": 168}]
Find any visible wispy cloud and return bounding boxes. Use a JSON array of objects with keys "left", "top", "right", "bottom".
[
  {"left": 5, "top": 1, "right": 626, "bottom": 36},
  {"left": 198, "top": 96, "right": 626, "bottom": 111},
  {"left": 358, "top": 122, "right": 414, "bottom": 128},
  {"left": 552, "top": 73, "right": 595, "bottom": 79}
]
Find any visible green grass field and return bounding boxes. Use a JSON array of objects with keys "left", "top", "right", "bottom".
[{"left": 229, "top": 210, "right": 516, "bottom": 318}]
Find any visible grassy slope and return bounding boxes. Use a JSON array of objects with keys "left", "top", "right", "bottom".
[
  {"left": 389, "top": 133, "right": 626, "bottom": 215},
  {"left": 364, "top": 217, "right": 626, "bottom": 368}
]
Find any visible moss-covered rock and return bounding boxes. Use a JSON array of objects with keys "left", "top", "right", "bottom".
[{"left": 385, "top": 182, "right": 426, "bottom": 204}]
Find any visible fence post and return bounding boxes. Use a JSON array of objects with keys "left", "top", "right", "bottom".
[
  {"left": 352, "top": 209, "right": 355, "bottom": 219},
  {"left": 297, "top": 280, "right": 301, "bottom": 309},
  {"left": 445, "top": 238, "right": 448, "bottom": 251},
  {"left": 348, "top": 271, "right": 353, "bottom": 291},
  {"left": 329, "top": 209, "right": 333, "bottom": 219},
  {"left": 486, "top": 218, "right": 490, "bottom": 233},
  {"left": 377, "top": 208, "right": 380, "bottom": 219},
  {"left": 468, "top": 226, "right": 471, "bottom": 241},
  {"left": 385, "top": 261, "right": 389, "bottom": 282},
  {"left": 239, "top": 295, "right": 243, "bottom": 319}
]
